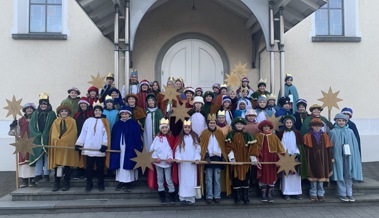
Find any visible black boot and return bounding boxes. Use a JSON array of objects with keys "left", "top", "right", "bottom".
[
  {"left": 20, "top": 178, "right": 29, "bottom": 188},
  {"left": 52, "top": 177, "right": 61, "bottom": 192},
  {"left": 34, "top": 175, "right": 42, "bottom": 183},
  {"left": 242, "top": 187, "right": 250, "bottom": 204},
  {"left": 169, "top": 191, "right": 176, "bottom": 204},
  {"left": 43, "top": 175, "right": 50, "bottom": 182},
  {"left": 115, "top": 182, "right": 123, "bottom": 191},
  {"left": 98, "top": 182, "right": 105, "bottom": 192},
  {"left": 62, "top": 178, "right": 70, "bottom": 191},
  {"left": 260, "top": 186, "right": 268, "bottom": 202},
  {"left": 85, "top": 181, "right": 93, "bottom": 192},
  {"left": 267, "top": 185, "right": 274, "bottom": 203},
  {"left": 233, "top": 187, "right": 241, "bottom": 204},
  {"left": 159, "top": 191, "right": 167, "bottom": 205},
  {"left": 28, "top": 178, "right": 36, "bottom": 187}
]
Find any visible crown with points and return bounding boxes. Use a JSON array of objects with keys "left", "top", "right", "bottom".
[
  {"left": 104, "top": 95, "right": 114, "bottom": 102},
  {"left": 39, "top": 92, "right": 49, "bottom": 100},
  {"left": 159, "top": 118, "right": 169, "bottom": 125},
  {"left": 267, "top": 93, "right": 276, "bottom": 100},
  {"left": 207, "top": 114, "right": 216, "bottom": 121},
  {"left": 106, "top": 72, "right": 114, "bottom": 79},
  {"left": 92, "top": 100, "right": 104, "bottom": 108},
  {"left": 167, "top": 76, "right": 175, "bottom": 82},
  {"left": 258, "top": 78, "right": 267, "bottom": 85},
  {"left": 285, "top": 73, "right": 293, "bottom": 77},
  {"left": 183, "top": 119, "right": 192, "bottom": 126},
  {"left": 217, "top": 110, "right": 226, "bottom": 117}
]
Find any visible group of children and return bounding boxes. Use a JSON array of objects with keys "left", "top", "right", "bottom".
[{"left": 8, "top": 72, "right": 363, "bottom": 204}]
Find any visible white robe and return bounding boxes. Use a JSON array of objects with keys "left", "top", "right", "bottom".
[
  {"left": 281, "top": 131, "right": 302, "bottom": 195},
  {"left": 116, "top": 134, "right": 138, "bottom": 183},
  {"left": 190, "top": 112, "right": 207, "bottom": 137},
  {"left": 143, "top": 107, "right": 157, "bottom": 152},
  {"left": 256, "top": 110, "right": 267, "bottom": 123},
  {"left": 175, "top": 135, "right": 201, "bottom": 203}
]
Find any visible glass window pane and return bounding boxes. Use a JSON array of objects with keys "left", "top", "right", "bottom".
[
  {"left": 329, "top": 0, "right": 342, "bottom": 9},
  {"left": 31, "top": 0, "right": 46, "bottom": 3},
  {"left": 48, "top": 0, "right": 62, "bottom": 4},
  {"left": 315, "top": 10, "right": 328, "bottom": 35},
  {"left": 30, "top": 5, "right": 46, "bottom": 32},
  {"left": 47, "top": 5, "right": 62, "bottom": 32},
  {"left": 330, "top": 10, "right": 343, "bottom": 35}
]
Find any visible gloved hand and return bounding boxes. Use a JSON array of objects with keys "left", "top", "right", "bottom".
[
  {"left": 205, "top": 156, "right": 211, "bottom": 163},
  {"left": 250, "top": 156, "right": 258, "bottom": 165},
  {"left": 230, "top": 158, "right": 236, "bottom": 163},
  {"left": 9, "top": 120, "right": 17, "bottom": 128},
  {"left": 75, "top": 145, "right": 81, "bottom": 151},
  {"left": 99, "top": 145, "right": 107, "bottom": 152}
]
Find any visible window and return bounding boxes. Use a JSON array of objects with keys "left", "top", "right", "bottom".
[
  {"left": 29, "top": 0, "right": 62, "bottom": 33},
  {"left": 312, "top": 0, "right": 361, "bottom": 42}
]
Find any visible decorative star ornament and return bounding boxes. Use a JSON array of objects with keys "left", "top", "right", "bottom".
[
  {"left": 88, "top": 73, "right": 106, "bottom": 89},
  {"left": 224, "top": 72, "right": 240, "bottom": 89},
  {"left": 276, "top": 151, "right": 301, "bottom": 176},
  {"left": 171, "top": 103, "right": 191, "bottom": 124},
  {"left": 266, "top": 113, "right": 283, "bottom": 131},
  {"left": 161, "top": 85, "right": 180, "bottom": 102},
  {"left": 3, "top": 95, "right": 23, "bottom": 120},
  {"left": 10, "top": 135, "right": 36, "bottom": 157},
  {"left": 317, "top": 86, "right": 343, "bottom": 111},
  {"left": 231, "top": 61, "right": 248, "bottom": 78},
  {"left": 130, "top": 146, "right": 154, "bottom": 174}
]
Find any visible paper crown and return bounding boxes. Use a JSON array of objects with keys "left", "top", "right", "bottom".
[
  {"left": 183, "top": 119, "right": 192, "bottom": 126},
  {"left": 92, "top": 100, "right": 104, "bottom": 108},
  {"left": 267, "top": 94, "right": 276, "bottom": 100},
  {"left": 167, "top": 76, "right": 175, "bottom": 82},
  {"left": 104, "top": 95, "right": 113, "bottom": 102},
  {"left": 106, "top": 72, "right": 114, "bottom": 79},
  {"left": 220, "top": 84, "right": 228, "bottom": 89},
  {"left": 159, "top": 118, "right": 169, "bottom": 125},
  {"left": 176, "top": 77, "right": 184, "bottom": 83},
  {"left": 258, "top": 78, "right": 267, "bottom": 85},
  {"left": 217, "top": 110, "right": 226, "bottom": 117},
  {"left": 207, "top": 114, "right": 216, "bottom": 121},
  {"left": 285, "top": 73, "right": 293, "bottom": 77},
  {"left": 39, "top": 92, "right": 49, "bottom": 100}
]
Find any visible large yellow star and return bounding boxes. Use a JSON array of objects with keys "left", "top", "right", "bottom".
[
  {"left": 3, "top": 95, "right": 23, "bottom": 119},
  {"left": 276, "top": 152, "right": 301, "bottom": 176},
  {"left": 10, "top": 135, "right": 36, "bottom": 157},
  {"left": 224, "top": 72, "right": 240, "bottom": 89},
  {"left": 317, "top": 86, "right": 343, "bottom": 110},
  {"left": 266, "top": 113, "right": 283, "bottom": 131},
  {"left": 88, "top": 73, "right": 106, "bottom": 89},
  {"left": 161, "top": 85, "right": 180, "bottom": 102},
  {"left": 231, "top": 61, "right": 248, "bottom": 78},
  {"left": 130, "top": 147, "right": 154, "bottom": 174},
  {"left": 171, "top": 103, "right": 191, "bottom": 124}
]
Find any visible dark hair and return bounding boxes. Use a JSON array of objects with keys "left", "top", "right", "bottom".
[{"left": 152, "top": 81, "right": 161, "bottom": 93}]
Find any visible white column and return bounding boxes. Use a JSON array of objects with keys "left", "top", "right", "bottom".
[{"left": 124, "top": 1, "right": 130, "bottom": 95}]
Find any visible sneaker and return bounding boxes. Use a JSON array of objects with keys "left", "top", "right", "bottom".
[
  {"left": 310, "top": 196, "right": 318, "bottom": 201},
  {"left": 318, "top": 196, "right": 326, "bottom": 202},
  {"left": 347, "top": 196, "right": 356, "bottom": 202},
  {"left": 214, "top": 198, "right": 221, "bottom": 203},
  {"left": 206, "top": 199, "right": 212, "bottom": 204},
  {"left": 339, "top": 196, "right": 349, "bottom": 202}
]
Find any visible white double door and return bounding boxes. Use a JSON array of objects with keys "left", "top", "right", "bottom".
[{"left": 161, "top": 39, "right": 224, "bottom": 90}]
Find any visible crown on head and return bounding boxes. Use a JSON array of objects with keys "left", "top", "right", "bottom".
[
  {"left": 183, "top": 119, "right": 192, "bottom": 126},
  {"left": 207, "top": 114, "right": 216, "bottom": 121},
  {"left": 267, "top": 94, "right": 276, "bottom": 100},
  {"left": 106, "top": 72, "right": 114, "bottom": 78},
  {"left": 39, "top": 92, "right": 49, "bottom": 100},
  {"left": 92, "top": 100, "right": 104, "bottom": 108},
  {"left": 217, "top": 110, "right": 226, "bottom": 117},
  {"left": 167, "top": 76, "right": 175, "bottom": 82},
  {"left": 285, "top": 73, "right": 293, "bottom": 77},
  {"left": 105, "top": 95, "right": 113, "bottom": 101},
  {"left": 258, "top": 78, "right": 267, "bottom": 84},
  {"left": 159, "top": 118, "right": 169, "bottom": 125}
]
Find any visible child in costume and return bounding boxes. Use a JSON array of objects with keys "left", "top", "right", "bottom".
[
  {"left": 61, "top": 87, "right": 80, "bottom": 117},
  {"left": 251, "top": 79, "right": 271, "bottom": 108},
  {"left": 129, "top": 70, "right": 139, "bottom": 94},
  {"left": 103, "top": 95, "right": 119, "bottom": 131},
  {"left": 233, "top": 98, "right": 248, "bottom": 118},
  {"left": 124, "top": 94, "right": 146, "bottom": 131},
  {"left": 87, "top": 86, "right": 101, "bottom": 107},
  {"left": 236, "top": 77, "right": 254, "bottom": 98},
  {"left": 341, "top": 107, "right": 361, "bottom": 157},
  {"left": 275, "top": 96, "right": 292, "bottom": 117},
  {"left": 189, "top": 96, "right": 207, "bottom": 137},
  {"left": 303, "top": 118, "right": 333, "bottom": 202},
  {"left": 278, "top": 73, "right": 299, "bottom": 113},
  {"left": 214, "top": 84, "right": 228, "bottom": 106},
  {"left": 101, "top": 72, "right": 115, "bottom": 100},
  {"left": 137, "top": 79, "right": 151, "bottom": 111},
  {"left": 300, "top": 104, "right": 332, "bottom": 136},
  {"left": 255, "top": 96, "right": 273, "bottom": 123},
  {"left": 150, "top": 118, "right": 176, "bottom": 205},
  {"left": 174, "top": 120, "right": 201, "bottom": 204},
  {"left": 216, "top": 110, "right": 232, "bottom": 137},
  {"left": 329, "top": 113, "right": 363, "bottom": 202},
  {"left": 143, "top": 94, "right": 164, "bottom": 152},
  {"left": 219, "top": 95, "right": 233, "bottom": 125},
  {"left": 294, "top": 99, "right": 309, "bottom": 131},
  {"left": 244, "top": 109, "right": 260, "bottom": 136},
  {"left": 202, "top": 91, "right": 219, "bottom": 115},
  {"left": 108, "top": 88, "right": 125, "bottom": 110}
]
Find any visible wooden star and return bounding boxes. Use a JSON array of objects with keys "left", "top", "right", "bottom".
[
  {"left": 3, "top": 95, "right": 23, "bottom": 119},
  {"left": 224, "top": 72, "right": 240, "bottom": 89},
  {"left": 10, "top": 135, "right": 36, "bottom": 157},
  {"left": 276, "top": 152, "right": 301, "bottom": 176},
  {"left": 317, "top": 86, "right": 343, "bottom": 111},
  {"left": 88, "top": 73, "right": 106, "bottom": 89},
  {"left": 130, "top": 146, "right": 154, "bottom": 174},
  {"left": 171, "top": 103, "right": 191, "bottom": 124},
  {"left": 266, "top": 113, "right": 283, "bottom": 131},
  {"left": 231, "top": 61, "right": 248, "bottom": 78},
  {"left": 161, "top": 85, "right": 180, "bottom": 102}
]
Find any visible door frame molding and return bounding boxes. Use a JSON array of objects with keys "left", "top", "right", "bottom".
[{"left": 155, "top": 32, "right": 230, "bottom": 86}]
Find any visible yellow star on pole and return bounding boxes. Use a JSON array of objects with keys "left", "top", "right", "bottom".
[
  {"left": 317, "top": 86, "right": 343, "bottom": 111},
  {"left": 88, "top": 73, "right": 106, "bottom": 89},
  {"left": 266, "top": 113, "right": 283, "bottom": 131},
  {"left": 161, "top": 85, "right": 180, "bottom": 102},
  {"left": 3, "top": 95, "right": 23, "bottom": 120},
  {"left": 224, "top": 72, "right": 240, "bottom": 89},
  {"left": 10, "top": 135, "right": 36, "bottom": 157},
  {"left": 231, "top": 61, "right": 248, "bottom": 78},
  {"left": 276, "top": 151, "right": 301, "bottom": 176},
  {"left": 171, "top": 103, "right": 191, "bottom": 124},
  {"left": 130, "top": 147, "right": 154, "bottom": 174}
]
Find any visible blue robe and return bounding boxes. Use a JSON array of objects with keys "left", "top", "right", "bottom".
[
  {"left": 103, "top": 109, "right": 119, "bottom": 131},
  {"left": 278, "top": 84, "right": 299, "bottom": 114},
  {"left": 328, "top": 124, "right": 363, "bottom": 182},
  {"left": 109, "top": 119, "right": 143, "bottom": 170}
]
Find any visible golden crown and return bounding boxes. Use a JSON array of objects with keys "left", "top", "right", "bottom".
[
  {"left": 159, "top": 118, "right": 169, "bottom": 125},
  {"left": 92, "top": 100, "right": 104, "bottom": 108},
  {"left": 167, "top": 76, "right": 175, "bottom": 82},
  {"left": 258, "top": 78, "right": 267, "bottom": 84},
  {"left": 217, "top": 110, "right": 226, "bottom": 117},
  {"left": 183, "top": 119, "right": 192, "bottom": 126},
  {"left": 39, "top": 92, "right": 49, "bottom": 100},
  {"left": 106, "top": 72, "right": 114, "bottom": 78},
  {"left": 220, "top": 84, "right": 228, "bottom": 88},
  {"left": 105, "top": 95, "right": 113, "bottom": 101},
  {"left": 207, "top": 114, "right": 216, "bottom": 121},
  {"left": 267, "top": 94, "right": 276, "bottom": 100},
  {"left": 286, "top": 73, "right": 293, "bottom": 77}
]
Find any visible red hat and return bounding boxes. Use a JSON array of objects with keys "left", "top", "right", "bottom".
[
  {"left": 258, "top": 120, "right": 274, "bottom": 130},
  {"left": 78, "top": 97, "right": 90, "bottom": 105},
  {"left": 140, "top": 80, "right": 150, "bottom": 87},
  {"left": 87, "top": 86, "right": 99, "bottom": 94}
]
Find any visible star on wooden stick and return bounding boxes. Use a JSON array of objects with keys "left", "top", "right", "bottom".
[
  {"left": 276, "top": 152, "right": 301, "bottom": 176},
  {"left": 3, "top": 95, "right": 23, "bottom": 120},
  {"left": 171, "top": 103, "right": 191, "bottom": 124},
  {"left": 224, "top": 72, "right": 240, "bottom": 89},
  {"left": 266, "top": 114, "right": 283, "bottom": 131},
  {"left": 317, "top": 86, "right": 343, "bottom": 111},
  {"left": 88, "top": 73, "right": 106, "bottom": 89},
  {"left": 231, "top": 61, "right": 248, "bottom": 78},
  {"left": 130, "top": 147, "right": 154, "bottom": 174},
  {"left": 10, "top": 135, "right": 36, "bottom": 157},
  {"left": 161, "top": 85, "right": 180, "bottom": 102}
]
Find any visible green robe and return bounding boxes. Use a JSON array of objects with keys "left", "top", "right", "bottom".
[
  {"left": 61, "top": 97, "right": 79, "bottom": 117},
  {"left": 300, "top": 115, "right": 332, "bottom": 136},
  {"left": 29, "top": 109, "right": 56, "bottom": 166}
]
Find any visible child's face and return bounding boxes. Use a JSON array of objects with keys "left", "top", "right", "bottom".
[
  {"left": 89, "top": 91, "right": 96, "bottom": 98},
  {"left": 80, "top": 103, "right": 88, "bottom": 111},
  {"left": 246, "top": 115, "right": 256, "bottom": 122},
  {"left": 160, "top": 126, "right": 169, "bottom": 134},
  {"left": 106, "top": 102, "right": 114, "bottom": 109},
  {"left": 167, "top": 81, "right": 174, "bottom": 88},
  {"left": 229, "top": 91, "right": 236, "bottom": 99},
  {"left": 106, "top": 78, "right": 114, "bottom": 85},
  {"left": 194, "top": 102, "right": 202, "bottom": 110},
  {"left": 183, "top": 125, "right": 191, "bottom": 134},
  {"left": 242, "top": 81, "right": 248, "bottom": 87},
  {"left": 120, "top": 112, "right": 130, "bottom": 120},
  {"left": 69, "top": 91, "right": 78, "bottom": 99},
  {"left": 25, "top": 107, "right": 34, "bottom": 115},
  {"left": 336, "top": 119, "right": 346, "bottom": 128},
  {"left": 285, "top": 78, "right": 293, "bottom": 86},
  {"left": 152, "top": 83, "right": 159, "bottom": 91},
  {"left": 40, "top": 103, "right": 48, "bottom": 111},
  {"left": 127, "top": 97, "right": 136, "bottom": 107},
  {"left": 111, "top": 91, "right": 118, "bottom": 98},
  {"left": 298, "top": 105, "right": 306, "bottom": 112},
  {"left": 141, "top": 84, "right": 149, "bottom": 91},
  {"left": 235, "top": 122, "right": 244, "bottom": 131},
  {"left": 196, "top": 91, "right": 202, "bottom": 96},
  {"left": 59, "top": 109, "right": 69, "bottom": 118},
  {"left": 185, "top": 92, "right": 193, "bottom": 99},
  {"left": 130, "top": 75, "right": 138, "bottom": 83},
  {"left": 312, "top": 109, "right": 321, "bottom": 117},
  {"left": 258, "top": 85, "right": 266, "bottom": 92},
  {"left": 242, "top": 90, "right": 248, "bottom": 97},
  {"left": 223, "top": 101, "right": 230, "bottom": 109},
  {"left": 239, "top": 102, "right": 246, "bottom": 110},
  {"left": 208, "top": 120, "right": 216, "bottom": 130},
  {"left": 220, "top": 89, "right": 227, "bottom": 95},
  {"left": 311, "top": 125, "right": 322, "bottom": 132},
  {"left": 175, "top": 81, "right": 182, "bottom": 88},
  {"left": 262, "top": 125, "right": 271, "bottom": 133},
  {"left": 213, "top": 87, "right": 219, "bottom": 93},
  {"left": 268, "top": 99, "right": 275, "bottom": 106},
  {"left": 205, "top": 95, "right": 213, "bottom": 102},
  {"left": 147, "top": 99, "right": 155, "bottom": 108},
  {"left": 258, "top": 100, "right": 267, "bottom": 108},
  {"left": 217, "top": 116, "right": 226, "bottom": 124},
  {"left": 285, "top": 119, "right": 293, "bottom": 129},
  {"left": 94, "top": 109, "right": 102, "bottom": 117},
  {"left": 283, "top": 103, "right": 290, "bottom": 110}
]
